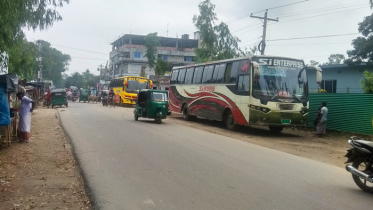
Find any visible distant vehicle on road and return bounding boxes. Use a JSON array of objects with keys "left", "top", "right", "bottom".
[
  {"left": 169, "top": 55, "right": 322, "bottom": 133},
  {"left": 109, "top": 76, "right": 153, "bottom": 106},
  {"left": 51, "top": 89, "right": 68, "bottom": 108},
  {"left": 79, "top": 89, "right": 90, "bottom": 103}
]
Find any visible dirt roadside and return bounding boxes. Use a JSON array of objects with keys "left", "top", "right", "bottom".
[
  {"left": 167, "top": 113, "right": 372, "bottom": 168},
  {"left": 0, "top": 107, "right": 90, "bottom": 210}
]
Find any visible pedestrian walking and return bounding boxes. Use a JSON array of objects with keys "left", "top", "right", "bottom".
[
  {"left": 316, "top": 102, "right": 328, "bottom": 137},
  {"left": 16, "top": 92, "right": 35, "bottom": 143}
]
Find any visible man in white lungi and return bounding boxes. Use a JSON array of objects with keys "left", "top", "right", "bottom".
[
  {"left": 16, "top": 92, "right": 35, "bottom": 142},
  {"left": 316, "top": 102, "right": 328, "bottom": 137}
]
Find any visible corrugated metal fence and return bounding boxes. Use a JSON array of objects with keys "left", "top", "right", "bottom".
[{"left": 308, "top": 94, "right": 373, "bottom": 135}]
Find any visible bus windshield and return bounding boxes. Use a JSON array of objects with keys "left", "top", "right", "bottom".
[
  {"left": 126, "top": 78, "right": 149, "bottom": 93},
  {"left": 252, "top": 65, "right": 307, "bottom": 103}
]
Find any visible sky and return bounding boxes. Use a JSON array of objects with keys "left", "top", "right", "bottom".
[{"left": 24, "top": 0, "right": 372, "bottom": 75}]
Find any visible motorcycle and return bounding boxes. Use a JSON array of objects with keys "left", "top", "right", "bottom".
[
  {"left": 102, "top": 96, "right": 108, "bottom": 106},
  {"left": 345, "top": 136, "right": 373, "bottom": 193}
]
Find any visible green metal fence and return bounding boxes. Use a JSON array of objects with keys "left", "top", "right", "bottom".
[{"left": 308, "top": 94, "right": 373, "bottom": 135}]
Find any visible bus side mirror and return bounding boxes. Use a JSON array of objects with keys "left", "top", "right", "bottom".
[
  {"left": 316, "top": 69, "right": 322, "bottom": 84},
  {"left": 251, "top": 61, "right": 260, "bottom": 76}
]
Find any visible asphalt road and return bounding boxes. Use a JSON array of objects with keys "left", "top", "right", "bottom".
[{"left": 58, "top": 102, "right": 373, "bottom": 210}]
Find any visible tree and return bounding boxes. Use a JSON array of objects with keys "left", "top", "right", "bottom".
[
  {"left": 309, "top": 60, "right": 320, "bottom": 66},
  {"left": 36, "top": 40, "right": 71, "bottom": 86},
  {"left": 324, "top": 54, "right": 345, "bottom": 65},
  {"left": 346, "top": 14, "right": 373, "bottom": 64},
  {"left": 193, "top": 0, "right": 242, "bottom": 62},
  {"left": 64, "top": 71, "right": 100, "bottom": 89},
  {"left": 361, "top": 70, "right": 373, "bottom": 93},
  {"left": 7, "top": 38, "right": 38, "bottom": 78},
  {"left": 241, "top": 46, "right": 259, "bottom": 57},
  {"left": 154, "top": 58, "right": 170, "bottom": 89},
  {"left": 140, "top": 65, "right": 147, "bottom": 77},
  {"left": 144, "top": 33, "right": 160, "bottom": 71},
  {"left": 0, "top": 0, "right": 69, "bottom": 64}
]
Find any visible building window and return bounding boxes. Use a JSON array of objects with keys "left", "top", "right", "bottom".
[
  {"left": 162, "top": 55, "right": 168, "bottom": 61},
  {"left": 134, "top": 52, "right": 141, "bottom": 58},
  {"left": 320, "top": 80, "right": 337, "bottom": 93},
  {"left": 184, "top": 56, "right": 193, "bottom": 62}
]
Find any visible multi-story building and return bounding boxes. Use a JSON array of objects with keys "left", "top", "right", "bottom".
[{"left": 109, "top": 34, "right": 199, "bottom": 78}]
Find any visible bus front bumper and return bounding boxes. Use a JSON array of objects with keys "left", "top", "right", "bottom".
[{"left": 249, "top": 110, "right": 308, "bottom": 127}]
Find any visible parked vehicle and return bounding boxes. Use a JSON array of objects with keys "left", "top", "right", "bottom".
[
  {"left": 134, "top": 89, "right": 168, "bottom": 124},
  {"left": 51, "top": 89, "right": 68, "bottom": 108},
  {"left": 345, "top": 136, "right": 373, "bottom": 193},
  {"left": 79, "top": 89, "right": 90, "bottom": 102},
  {"left": 169, "top": 56, "right": 322, "bottom": 132}
]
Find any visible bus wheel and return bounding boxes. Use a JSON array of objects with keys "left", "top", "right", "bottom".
[
  {"left": 182, "top": 106, "right": 193, "bottom": 121},
  {"left": 269, "top": 126, "right": 284, "bottom": 133},
  {"left": 225, "top": 111, "right": 237, "bottom": 130}
]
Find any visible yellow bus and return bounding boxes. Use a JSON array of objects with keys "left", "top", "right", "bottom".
[{"left": 109, "top": 76, "right": 153, "bottom": 105}]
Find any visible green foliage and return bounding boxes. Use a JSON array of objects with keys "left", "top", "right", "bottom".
[
  {"left": 140, "top": 65, "right": 146, "bottom": 77},
  {"left": 155, "top": 58, "right": 170, "bottom": 76},
  {"left": 64, "top": 70, "right": 100, "bottom": 89},
  {"left": 144, "top": 33, "right": 160, "bottom": 69},
  {"left": 36, "top": 40, "right": 71, "bottom": 86},
  {"left": 0, "top": 0, "right": 69, "bottom": 64},
  {"left": 361, "top": 70, "right": 373, "bottom": 93},
  {"left": 193, "top": 0, "right": 242, "bottom": 62},
  {"left": 324, "top": 54, "right": 345, "bottom": 65},
  {"left": 309, "top": 60, "right": 320, "bottom": 66},
  {"left": 346, "top": 14, "right": 373, "bottom": 64},
  {"left": 8, "top": 37, "right": 38, "bottom": 78},
  {"left": 154, "top": 58, "right": 170, "bottom": 89}
]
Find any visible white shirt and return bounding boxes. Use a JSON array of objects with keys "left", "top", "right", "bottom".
[{"left": 19, "top": 96, "right": 32, "bottom": 117}]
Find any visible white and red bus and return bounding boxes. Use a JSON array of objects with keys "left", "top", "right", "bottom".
[{"left": 169, "top": 55, "right": 322, "bottom": 133}]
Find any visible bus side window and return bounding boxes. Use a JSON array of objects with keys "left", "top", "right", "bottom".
[
  {"left": 217, "top": 63, "right": 227, "bottom": 83},
  {"left": 202, "top": 65, "right": 213, "bottom": 83},
  {"left": 211, "top": 65, "right": 220, "bottom": 83},
  {"left": 185, "top": 68, "right": 195, "bottom": 84},
  {"left": 178, "top": 69, "right": 186, "bottom": 84},
  {"left": 224, "top": 63, "right": 232, "bottom": 83},
  {"left": 171, "top": 70, "right": 179, "bottom": 84},
  {"left": 230, "top": 61, "right": 240, "bottom": 83},
  {"left": 193, "top": 66, "right": 204, "bottom": 84},
  {"left": 237, "top": 75, "right": 250, "bottom": 92}
]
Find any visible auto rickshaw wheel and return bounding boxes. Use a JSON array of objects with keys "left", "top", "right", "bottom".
[
  {"left": 66, "top": 104, "right": 68, "bottom": 108},
  {"left": 52, "top": 105, "right": 54, "bottom": 108},
  {"left": 155, "top": 116, "right": 162, "bottom": 124},
  {"left": 134, "top": 114, "right": 138, "bottom": 121}
]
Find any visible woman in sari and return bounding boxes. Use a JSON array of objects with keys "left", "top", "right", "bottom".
[{"left": 16, "top": 92, "right": 35, "bottom": 142}]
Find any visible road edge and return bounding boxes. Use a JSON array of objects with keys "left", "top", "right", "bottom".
[{"left": 56, "top": 109, "right": 99, "bottom": 210}]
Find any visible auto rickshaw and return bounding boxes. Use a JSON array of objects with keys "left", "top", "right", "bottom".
[
  {"left": 51, "top": 89, "right": 68, "bottom": 108},
  {"left": 134, "top": 89, "right": 168, "bottom": 124},
  {"left": 79, "top": 89, "right": 90, "bottom": 102}
]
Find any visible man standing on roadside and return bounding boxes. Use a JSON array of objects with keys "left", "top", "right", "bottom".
[
  {"left": 16, "top": 92, "right": 35, "bottom": 143},
  {"left": 316, "top": 101, "right": 328, "bottom": 137}
]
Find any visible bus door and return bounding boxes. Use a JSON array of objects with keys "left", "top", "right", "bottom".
[{"left": 235, "top": 59, "right": 251, "bottom": 123}]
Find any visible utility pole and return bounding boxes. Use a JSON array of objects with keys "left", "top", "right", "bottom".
[
  {"left": 250, "top": 10, "right": 279, "bottom": 55},
  {"left": 36, "top": 41, "right": 43, "bottom": 82}
]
